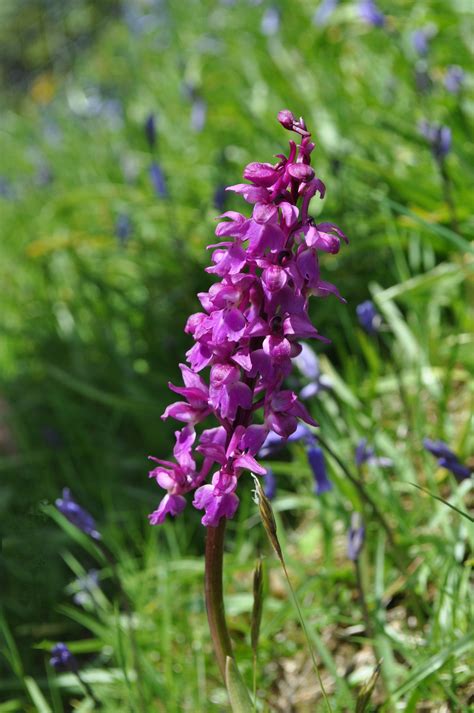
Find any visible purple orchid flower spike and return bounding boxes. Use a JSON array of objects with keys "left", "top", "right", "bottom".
[
  {"left": 55, "top": 488, "right": 101, "bottom": 540},
  {"left": 147, "top": 111, "right": 348, "bottom": 527}
]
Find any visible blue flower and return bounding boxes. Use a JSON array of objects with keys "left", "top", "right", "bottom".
[
  {"left": 261, "top": 6, "right": 280, "bottom": 35},
  {"left": 358, "top": 0, "right": 385, "bottom": 28},
  {"left": 115, "top": 214, "right": 132, "bottom": 246},
  {"left": 444, "top": 66, "right": 464, "bottom": 94},
  {"left": 55, "top": 488, "right": 101, "bottom": 540},
  {"left": 294, "top": 343, "right": 332, "bottom": 400},
  {"left": 149, "top": 162, "right": 167, "bottom": 198},
  {"left": 348, "top": 513, "right": 365, "bottom": 561},
  {"left": 307, "top": 444, "right": 332, "bottom": 495},
  {"left": 313, "top": 0, "right": 339, "bottom": 26},
  {"left": 419, "top": 121, "right": 452, "bottom": 161},
  {"left": 50, "top": 643, "right": 78, "bottom": 672},
  {"left": 423, "top": 438, "right": 471, "bottom": 482},
  {"left": 355, "top": 438, "right": 392, "bottom": 467},
  {"left": 263, "top": 467, "right": 277, "bottom": 500},
  {"left": 191, "top": 97, "right": 207, "bottom": 133},
  {"left": 144, "top": 113, "right": 156, "bottom": 149},
  {"left": 356, "top": 300, "right": 381, "bottom": 334},
  {"left": 411, "top": 28, "right": 430, "bottom": 57}
]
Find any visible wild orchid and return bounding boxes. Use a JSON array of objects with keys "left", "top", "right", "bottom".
[
  {"left": 147, "top": 110, "right": 348, "bottom": 681},
  {"left": 149, "top": 110, "right": 347, "bottom": 529}
]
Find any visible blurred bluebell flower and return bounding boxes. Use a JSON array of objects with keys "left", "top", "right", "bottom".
[
  {"left": 419, "top": 121, "right": 452, "bottom": 161},
  {"left": 191, "top": 97, "right": 207, "bottom": 133},
  {"left": 149, "top": 162, "right": 167, "bottom": 197},
  {"left": 444, "top": 65, "right": 464, "bottom": 94},
  {"left": 355, "top": 438, "right": 393, "bottom": 467},
  {"left": 0, "top": 177, "right": 14, "bottom": 199},
  {"left": 348, "top": 513, "right": 365, "bottom": 561},
  {"left": 358, "top": 0, "right": 385, "bottom": 27},
  {"left": 261, "top": 6, "right": 280, "bottom": 35},
  {"left": 263, "top": 467, "right": 277, "bottom": 500},
  {"left": 294, "top": 343, "right": 332, "bottom": 400},
  {"left": 411, "top": 28, "right": 431, "bottom": 57},
  {"left": 72, "top": 570, "right": 100, "bottom": 607},
  {"left": 115, "top": 214, "right": 132, "bottom": 246},
  {"left": 356, "top": 300, "right": 381, "bottom": 334},
  {"left": 313, "top": 0, "right": 339, "bottom": 26},
  {"left": 423, "top": 438, "right": 471, "bottom": 482},
  {"left": 259, "top": 423, "right": 311, "bottom": 458},
  {"left": 307, "top": 444, "right": 332, "bottom": 495},
  {"left": 55, "top": 488, "right": 101, "bottom": 540},
  {"left": 50, "top": 643, "right": 78, "bottom": 672},
  {"left": 213, "top": 184, "right": 227, "bottom": 212},
  {"left": 145, "top": 113, "right": 156, "bottom": 149}
]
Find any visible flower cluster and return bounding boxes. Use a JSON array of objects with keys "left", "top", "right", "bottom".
[
  {"left": 50, "top": 643, "right": 78, "bottom": 672},
  {"left": 148, "top": 111, "right": 347, "bottom": 527}
]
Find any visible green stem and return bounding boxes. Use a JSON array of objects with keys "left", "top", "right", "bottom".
[{"left": 205, "top": 518, "right": 233, "bottom": 681}]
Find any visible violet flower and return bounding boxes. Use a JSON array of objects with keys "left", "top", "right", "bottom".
[
  {"left": 261, "top": 6, "right": 280, "bottom": 35},
  {"left": 307, "top": 443, "right": 332, "bottom": 495},
  {"left": 115, "top": 214, "right": 132, "bottom": 246},
  {"left": 50, "top": 643, "right": 78, "bottom": 672},
  {"left": 263, "top": 467, "right": 277, "bottom": 500},
  {"left": 149, "top": 161, "right": 167, "bottom": 197},
  {"left": 55, "top": 488, "right": 101, "bottom": 540},
  {"left": 348, "top": 513, "right": 365, "bottom": 561},
  {"left": 356, "top": 300, "right": 381, "bottom": 334},
  {"left": 144, "top": 113, "right": 156, "bottom": 150},
  {"left": 419, "top": 121, "right": 452, "bottom": 162},
  {"left": 444, "top": 66, "right": 464, "bottom": 94},
  {"left": 423, "top": 438, "right": 471, "bottom": 482},
  {"left": 411, "top": 28, "right": 431, "bottom": 57},
  {"left": 191, "top": 97, "right": 207, "bottom": 133},
  {"left": 358, "top": 0, "right": 385, "bottom": 28},
  {"left": 355, "top": 438, "right": 393, "bottom": 467},
  {"left": 294, "top": 342, "right": 332, "bottom": 399},
  {"left": 313, "top": 0, "right": 339, "bottom": 26},
  {"left": 148, "top": 110, "right": 348, "bottom": 527}
]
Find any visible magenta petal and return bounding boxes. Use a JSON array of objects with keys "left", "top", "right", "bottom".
[
  {"left": 241, "top": 425, "right": 269, "bottom": 455},
  {"left": 226, "top": 184, "right": 270, "bottom": 204},
  {"left": 234, "top": 453, "right": 266, "bottom": 475},
  {"left": 149, "top": 494, "right": 186, "bottom": 525},
  {"left": 225, "top": 382, "right": 253, "bottom": 420},
  {"left": 161, "top": 401, "right": 197, "bottom": 422},
  {"left": 243, "top": 162, "right": 279, "bottom": 187}
]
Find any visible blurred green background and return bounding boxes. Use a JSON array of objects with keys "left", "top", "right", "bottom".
[{"left": 0, "top": 0, "right": 473, "bottom": 710}]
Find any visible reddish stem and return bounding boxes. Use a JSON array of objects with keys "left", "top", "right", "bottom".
[{"left": 205, "top": 518, "right": 233, "bottom": 681}]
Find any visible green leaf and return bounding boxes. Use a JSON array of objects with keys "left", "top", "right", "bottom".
[
  {"left": 23, "top": 677, "right": 52, "bottom": 713},
  {"left": 388, "top": 633, "right": 474, "bottom": 703},
  {"left": 225, "top": 657, "right": 254, "bottom": 713}
]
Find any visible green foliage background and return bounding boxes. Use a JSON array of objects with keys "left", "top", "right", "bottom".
[{"left": 0, "top": 0, "right": 472, "bottom": 710}]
